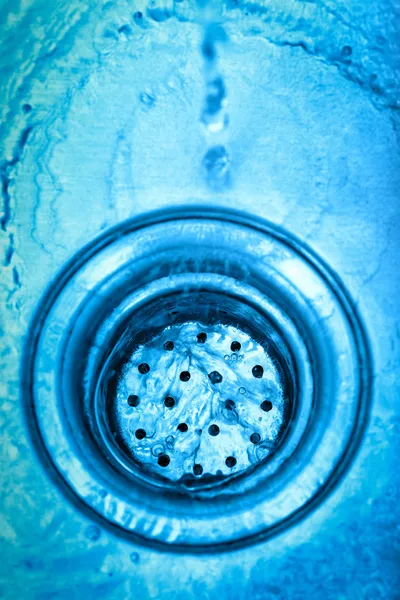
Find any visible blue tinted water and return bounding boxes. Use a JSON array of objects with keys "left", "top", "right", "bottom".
[{"left": 0, "top": 0, "right": 399, "bottom": 598}]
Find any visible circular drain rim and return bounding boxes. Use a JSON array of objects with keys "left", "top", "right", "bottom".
[
  {"left": 92, "top": 278, "right": 304, "bottom": 493},
  {"left": 22, "top": 206, "right": 372, "bottom": 551}
]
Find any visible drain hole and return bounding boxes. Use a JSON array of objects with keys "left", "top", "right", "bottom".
[
  {"left": 224, "top": 399, "right": 235, "bottom": 410},
  {"left": 158, "top": 454, "right": 170, "bottom": 467},
  {"left": 127, "top": 394, "right": 140, "bottom": 407},
  {"left": 163, "top": 340, "right": 174, "bottom": 351},
  {"left": 231, "top": 341, "right": 241, "bottom": 352},
  {"left": 177, "top": 423, "right": 188, "bottom": 432},
  {"left": 180, "top": 371, "right": 191, "bottom": 382},
  {"left": 250, "top": 432, "right": 261, "bottom": 444},
  {"left": 138, "top": 363, "right": 150, "bottom": 375},
  {"left": 208, "top": 371, "right": 223, "bottom": 384},
  {"left": 135, "top": 428, "right": 146, "bottom": 440},
  {"left": 225, "top": 456, "right": 237, "bottom": 468},
  {"left": 208, "top": 424, "right": 220, "bottom": 436},
  {"left": 193, "top": 464, "right": 203, "bottom": 476},
  {"left": 197, "top": 332, "right": 207, "bottom": 344},
  {"left": 252, "top": 365, "right": 264, "bottom": 379},
  {"left": 164, "top": 396, "right": 175, "bottom": 408},
  {"left": 260, "top": 400, "right": 273, "bottom": 412}
]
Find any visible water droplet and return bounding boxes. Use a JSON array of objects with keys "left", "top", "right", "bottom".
[
  {"left": 118, "top": 24, "right": 132, "bottom": 36},
  {"left": 133, "top": 11, "right": 143, "bottom": 25},
  {"left": 165, "top": 435, "right": 175, "bottom": 448},
  {"left": 130, "top": 551, "right": 140, "bottom": 564},
  {"left": 139, "top": 92, "right": 155, "bottom": 107},
  {"left": 341, "top": 45, "right": 352, "bottom": 58},
  {"left": 203, "top": 77, "right": 226, "bottom": 116},
  {"left": 203, "top": 145, "right": 230, "bottom": 190},
  {"left": 148, "top": 7, "right": 172, "bottom": 22},
  {"left": 85, "top": 525, "right": 101, "bottom": 541}
]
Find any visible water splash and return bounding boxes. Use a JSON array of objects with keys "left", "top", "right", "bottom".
[{"left": 200, "top": 21, "right": 231, "bottom": 190}]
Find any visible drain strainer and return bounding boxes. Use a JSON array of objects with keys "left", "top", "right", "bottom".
[
  {"left": 24, "top": 208, "right": 371, "bottom": 550},
  {"left": 108, "top": 320, "right": 290, "bottom": 487}
]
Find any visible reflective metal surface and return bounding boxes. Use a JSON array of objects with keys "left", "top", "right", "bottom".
[
  {"left": 24, "top": 209, "right": 370, "bottom": 549},
  {"left": 1, "top": 0, "right": 399, "bottom": 597}
]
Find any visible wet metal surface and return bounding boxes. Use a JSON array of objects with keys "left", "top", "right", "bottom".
[
  {"left": 113, "top": 322, "right": 288, "bottom": 482},
  {"left": 0, "top": 0, "right": 399, "bottom": 598}
]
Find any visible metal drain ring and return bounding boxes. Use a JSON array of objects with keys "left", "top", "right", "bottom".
[{"left": 23, "top": 207, "right": 372, "bottom": 551}]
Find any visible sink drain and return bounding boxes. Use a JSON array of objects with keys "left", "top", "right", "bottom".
[
  {"left": 106, "top": 318, "right": 291, "bottom": 488},
  {"left": 24, "top": 208, "right": 372, "bottom": 550}
]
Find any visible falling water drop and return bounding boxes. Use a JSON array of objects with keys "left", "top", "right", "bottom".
[
  {"left": 203, "top": 145, "right": 231, "bottom": 190},
  {"left": 200, "top": 21, "right": 231, "bottom": 190}
]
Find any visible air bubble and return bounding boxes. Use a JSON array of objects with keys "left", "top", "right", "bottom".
[
  {"left": 239, "top": 387, "right": 246, "bottom": 394},
  {"left": 225, "top": 456, "right": 237, "bottom": 468},
  {"left": 177, "top": 423, "right": 188, "bottom": 432},
  {"left": 151, "top": 443, "right": 165, "bottom": 457},
  {"left": 180, "top": 371, "right": 191, "bottom": 382},
  {"left": 138, "top": 363, "right": 150, "bottom": 375},
  {"left": 163, "top": 340, "right": 174, "bottom": 351},
  {"left": 231, "top": 341, "right": 241, "bottom": 352},
  {"left": 165, "top": 435, "right": 175, "bottom": 448}
]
